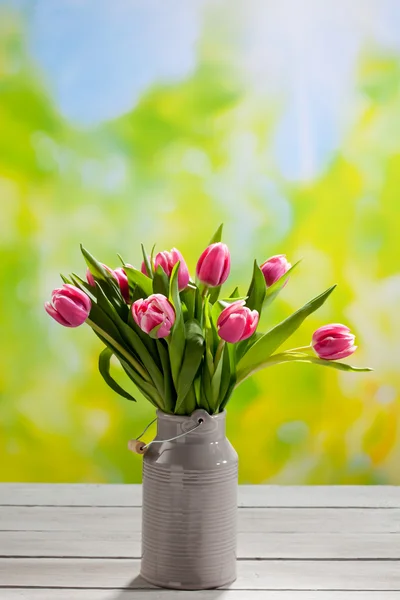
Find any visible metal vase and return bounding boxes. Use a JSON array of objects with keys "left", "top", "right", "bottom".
[{"left": 140, "top": 408, "right": 238, "bottom": 590}]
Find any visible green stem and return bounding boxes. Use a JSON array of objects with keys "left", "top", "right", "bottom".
[
  {"left": 214, "top": 339, "right": 225, "bottom": 368},
  {"left": 201, "top": 285, "right": 209, "bottom": 299},
  {"left": 288, "top": 344, "right": 312, "bottom": 352},
  {"left": 87, "top": 319, "right": 152, "bottom": 383}
]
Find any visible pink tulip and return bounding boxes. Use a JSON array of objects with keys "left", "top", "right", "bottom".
[
  {"left": 45, "top": 284, "right": 91, "bottom": 327},
  {"left": 312, "top": 323, "right": 357, "bottom": 360},
  {"left": 196, "top": 242, "right": 231, "bottom": 287},
  {"left": 132, "top": 293, "right": 175, "bottom": 339},
  {"left": 114, "top": 268, "right": 130, "bottom": 303},
  {"left": 217, "top": 300, "right": 259, "bottom": 343},
  {"left": 260, "top": 254, "right": 291, "bottom": 287},
  {"left": 154, "top": 248, "right": 190, "bottom": 291}
]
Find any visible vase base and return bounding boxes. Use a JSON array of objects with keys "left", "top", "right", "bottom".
[{"left": 140, "top": 570, "right": 237, "bottom": 591}]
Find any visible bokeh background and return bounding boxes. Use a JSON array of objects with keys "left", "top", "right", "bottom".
[{"left": 1, "top": 0, "right": 399, "bottom": 484}]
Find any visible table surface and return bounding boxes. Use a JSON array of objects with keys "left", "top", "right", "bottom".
[{"left": 0, "top": 484, "right": 399, "bottom": 599}]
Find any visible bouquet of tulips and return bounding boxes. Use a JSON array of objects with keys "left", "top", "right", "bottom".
[{"left": 45, "top": 225, "right": 370, "bottom": 415}]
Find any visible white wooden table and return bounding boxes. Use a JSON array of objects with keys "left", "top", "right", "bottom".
[{"left": 0, "top": 485, "right": 399, "bottom": 599}]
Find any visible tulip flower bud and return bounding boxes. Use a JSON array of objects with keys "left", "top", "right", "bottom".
[
  {"left": 217, "top": 300, "right": 259, "bottom": 343},
  {"left": 196, "top": 242, "right": 231, "bottom": 287},
  {"left": 154, "top": 248, "right": 190, "bottom": 291},
  {"left": 132, "top": 293, "right": 175, "bottom": 339},
  {"left": 45, "top": 284, "right": 91, "bottom": 327},
  {"left": 312, "top": 323, "right": 357, "bottom": 360},
  {"left": 114, "top": 268, "right": 130, "bottom": 303},
  {"left": 260, "top": 254, "right": 291, "bottom": 287}
]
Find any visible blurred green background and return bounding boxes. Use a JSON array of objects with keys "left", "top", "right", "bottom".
[{"left": 1, "top": 1, "right": 399, "bottom": 484}]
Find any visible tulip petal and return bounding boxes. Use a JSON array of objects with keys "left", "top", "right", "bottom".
[
  {"left": 196, "top": 243, "right": 230, "bottom": 287},
  {"left": 156, "top": 320, "right": 173, "bottom": 338},
  {"left": 241, "top": 309, "right": 259, "bottom": 340},
  {"left": 201, "top": 246, "right": 224, "bottom": 287},
  {"left": 131, "top": 294, "right": 175, "bottom": 338},
  {"left": 217, "top": 301, "right": 246, "bottom": 328},
  {"left": 54, "top": 284, "right": 92, "bottom": 313},
  {"left": 86, "top": 268, "right": 95, "bottom": 287},
  {"left": 261, "top": 254, "right": 291, "bottom": 287},
  {"left": 317, "top": 345, "right": 358, "bottom": 361},
  {"left": 114, "top": 268, "right": 130, "bottom": 303},
  {"left": 44, "top": 302, "right": 73, "bottom": 327},
  {"left": 218, "top": 313, "right": 247, "bottom": 343},
  {"left": 171, "top": 248, "right": 190, "bottom": 290},
  {"left": 53, "top": 296, "right": 89, "bottom": 326},
  {"left": 312, "top": 323, "right": 351, "bottom": 345}
]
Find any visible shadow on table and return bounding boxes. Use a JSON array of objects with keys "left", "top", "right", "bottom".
[{"left": 110, "top": 575, "right": 230, "bottom": 597}]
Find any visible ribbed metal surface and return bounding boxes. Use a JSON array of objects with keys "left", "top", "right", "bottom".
[{"left": 140, "top": 409, "right": 238, "bottom": 590}]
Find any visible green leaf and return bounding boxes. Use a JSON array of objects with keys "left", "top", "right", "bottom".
[
  {"left": 60, "top": 274, "right": 72, "bottom": 284},
  {"left": 80, "top": 245, "right": 109, "bottom": 280},
  {"left": 127, "top": 309, "right": 160, "bottom": 367},
  {"left": 236, "top": 350, "right": 372, "bottom": 384},
  {"left": 208, "top": 285, "right": 222, "bottom": 305},
  {"left": 119, "top": 359, "right": 164, "bottom": 408},
  {"left": 264, "top": 260, "right": 301, "bottom": 308},
  {"left": 194, "top": 374, "right": 202, "bottom": 406},
  {"left": 218, "top": 343, "right": 232, "bottom": 405},
  {"left": 150, "top": 244, "right": 156, "bottom": 267},
  {"left": 219, "top": 343, "right": 237, "bottom": 411},
  {"left": 180, "top": 286, "right": 195, "bottom": 321},
  {"left": 124, "top": 266, "right": 153, "bottom": 297},
  {"left": 153, "top": 265, "right": 169, "bottom": 296},
  {"left": 235, "top": 262, "right": 265, "bottom": 361},
  {"left": 80, "top": 246, "right": 120, "bottom": 296},
  {"left": 168, "top": 262, "right": 186, "bottom": 387},
  {"left": 208, "top": 223, "right": 223, "bottom": 245},
  {"left": 246, "top": 260, "right": 266, "bottom": 313},
  {"left": 116, "top": 320, "right": 165, "bottom": 399},
  {"left": 219, "top": 297, "right": 248, "bottom": 307},
  {"left": 93, "top": 330, "right": 162, "bottom": 408},
  {"left": 294, "top": 356, "right": 372, "bottom": 373},
  {"left": 180, "top": 386, "right": 197, "bottom": 415},
  {"left": 141, "top": 243, "right": 153, "bottom": 279},
  {"left": 237, "top": 285, "right": 337, "bottom": 383},
  {"left": 86, "top": 302, "right": 129, "bottom": 350},
  {"left": 201, "top": 363, "right": 213, "bottom": 411},
  {"left": 203, "top": 296, "right": 216, "bottom": 370},
  {"left": 175, "top": 319, "right": 205, "bottom": 414},
  {"left": 80, "top": 246, "right": 125, "bottom": 313},
  {"left": 93, "top": 284, "right": 164, "bottom": 399},
  {"left": 194, "top": 285, "right": 203, "bottom": 322},
  {"left": 210, "top": 350, "right": 223, "bottom": 409},
  {"left": 157, "top": 340, "right": 175, "bottom": 413},
  {"left": 98, "top": 348, "right": 137, "bottom": 401},
  {"left": 229, "top": 286, "right": 240, "bottom": 298},
  {"left": 70, "top": 273, "right": 96, "bottom": 296}
]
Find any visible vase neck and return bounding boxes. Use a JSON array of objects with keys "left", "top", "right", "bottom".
[{"left": 156, "top": 409, "right": 226, "bottom": 443}]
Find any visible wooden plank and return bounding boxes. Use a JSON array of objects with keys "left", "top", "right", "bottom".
[
  {"left": 1, "top": 530, "right": 399, "bottom": 559},
  {"left": 1, "top": 591, "right": 399, "bottom": 600},
  {"left": 1, "top": 506, "right": 399, "bottom": 534},
  {"left": 0, "top": 485, "right": 143, "bottom": 508},
  {"left": 1, "top": 484, "right": 399, "bottom": 508},
  {"left": 0, "top": 558, "right": 399, "bottom": 590}
]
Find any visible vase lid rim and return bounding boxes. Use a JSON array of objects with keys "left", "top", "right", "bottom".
[{"left": 156, "top": 408, "right": 226, "bottom": 423}]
